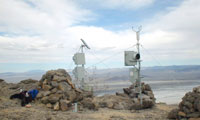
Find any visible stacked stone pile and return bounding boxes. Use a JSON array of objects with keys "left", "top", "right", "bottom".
[
  {"left": 121, "top": 82, "right": 156, "bottom": 109},
  {"left": 37, "top": 69, "right": 93, "bottom": 111},
  {"left": 95, "top": 82, "right": 156, "bottom": 110},
  {"left": 168, "top": 86, "right": 200, "bottom": 119}
]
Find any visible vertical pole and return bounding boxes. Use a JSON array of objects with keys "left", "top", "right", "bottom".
[
  {"left": 136, "top": 30, "right": 142, "bottom": 105},
  {"left": 81, "top": 45, "right": 85, "bottom": 89}
]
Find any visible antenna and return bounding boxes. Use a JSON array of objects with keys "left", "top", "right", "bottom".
[
  {"left": 132, "top": 26, "right": 142, "bottom": 41},
  {"left": 73, "top": 38, "right": 91, "bottom": 90},
  {"left": 81, "top": 39, "right": 90, "bottom": 49}
]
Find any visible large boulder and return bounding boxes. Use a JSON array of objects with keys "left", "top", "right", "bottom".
[
  {"left": 81, "top": 98, "right": 98, "bottom": 110},
  {"left": 168, "top": 109, "right": 179, "bottom": 119}
]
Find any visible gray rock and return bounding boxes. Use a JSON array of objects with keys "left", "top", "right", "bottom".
[
  {"left": 60, "top": 100, "right": 70, "bottom": 111},
  {"left": 51, "top": 81, "right": 58, "bottom": 88},
  {"left": 116, "top": 92, "right": 129, "bottom": 98},
  {"left": 129, "top": 92, "right": 138, "bottom": 98},
  {"left": 56, "top": 90, "right": 63, "bottom": 94},
  {"left": 123, "top": 88, "right": 131, "bottom": 95},
  {"left": 43, "top": 91, "right": 51, "bottom": 97},
  {"left": 42, "top": 85, "right": 52, "bottom": 91},
  {"left": 51, "top": 88, "right": 57, "bottom": 94},
  {"left": 142, "top": 99, "right": 154, "bottom": 108},
  {"left": 56, "top": 69, "right": 67, "bottom": 76},
  {"left": 193, "top": 86, "right": 200, "bottom": 93},
  {"left": 58, "top": 82, "right": 71, "bottom": 91},
  {"left": 64, "top": 90, "right": 77, "bottom": 102},
  {"left": 81, "top": 98, "right": 98, "bottom": 110},
  {"left": 194, "top": 98, "right": 200, "bottom": 111},
  {"left": 46, "top": 103, "right": 52, "bottom": 108},
  {"left": 0, "top": 79, "right": 4, "bottom": 82},
  {"left": 37, "top": 91, "right": 51, "bottom": 98},
  {"left": 131, "top": 102, "right": 142, "bottom": 110},
  {"left": 36, "top": 92, "right": 43, "bottom": 98},
  {"left": 132, "top": 98, "right": 139, "bottom": 103},
  {"left": 9, "top": 84, "right": 20, "bottom": 89},
  {"left": 186, "top": 112, "right": 200, "bottom": 118},
  {"left": 113, "top": 101, "right": 134, "bottom": 110},
  {"left": 144, "top": 91, "right": 154, "bottom": 99},
  {"left": 138, "top": 94, "right": 150, "bottom": 100},
  {"left": 41, "top": 96, "right": 49, "bottom": 104},
  {"left": 113, "top": 102, "right": 124, "bottom": 110},
  {"left": 183, "top": 101, "right": 193, "bottom": 109},
  {"left": 168, "top": 109, "right": 179, "bottom": 119},
  {"left": 144, "top": 84, "right": 151, "bottom": 91},
  {"left": 182, "top": 106, "right": 191, "bottom": 114},
  {"left": 20, "top": 79, "right": 38, "bottom": 84},
  {"left": 48, "top": 94, "right": 62, "bottom": 104},
  {"left": 52, "top": 75, "right": 67, "bottom": 82},
  {"left": 53, "top": 102, "right": 60, "bottom": 111}
]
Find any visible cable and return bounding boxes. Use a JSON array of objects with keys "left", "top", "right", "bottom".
[
  {"left": 140, "top": 44, "right": 177, "bottom": 81},
  {"left": 85, "top": 49, "right": 111, "bottom": 69},
  {"left": 140, "top": 44, "right": 163, "bottom": 66},
  {"left": 86, "top": 44, "right": 137, "bottom": 69}
]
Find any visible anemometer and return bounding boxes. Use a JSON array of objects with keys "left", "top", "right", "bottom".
[{"left": 124, "top": 26, "right": 143, "bottom": 105}]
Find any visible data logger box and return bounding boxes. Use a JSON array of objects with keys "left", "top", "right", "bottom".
[
  {"left": 129, "top": 68, "right": 139, "bottom": 83},
  {"left": 124, "top": 51, "right": 138, "bottom": 66},
  {"left": 73, "top": 53, "right": 85, "bottom": 65},
  {"left": 73, "top": 66, "right": 85, "bottom": 80}
]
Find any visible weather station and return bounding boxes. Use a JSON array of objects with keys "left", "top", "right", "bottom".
[
  {"left": 124, "top": 26, "right": 143, "bottom": 105},
  {"left": 72, "top": 39, "right": 91, "bottom": 90}
]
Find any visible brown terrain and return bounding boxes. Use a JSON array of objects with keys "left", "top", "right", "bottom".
[{"left": 0, "top": 69, "right": 184, "bottom": 120}]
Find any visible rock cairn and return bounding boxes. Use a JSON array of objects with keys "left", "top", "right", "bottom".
[
  {"left": 168, "top": 86, "right": 200, "bottom": 119},
  {"left": 122, "top": 82, "right": 156, "bottom": 109},
  {"left": 36, "top": 69, "right": 155, "bottom": 111},
  {"left": 95, "top": 82, "right": 156, "bottom": 110},
  {"left": 37, "top": 69, "right": 93, "bottom": 111}
]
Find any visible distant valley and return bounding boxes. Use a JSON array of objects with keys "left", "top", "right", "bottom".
[
  {"left": 1, "top": 65, "right": 200, "bottom": 83},
  {"left": 1, "top": 65, "right": 200, "bottom": 104}
]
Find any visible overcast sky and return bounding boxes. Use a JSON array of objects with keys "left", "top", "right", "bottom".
[{"left": 0, "top": 0, "right": 200, "bottom": 72}]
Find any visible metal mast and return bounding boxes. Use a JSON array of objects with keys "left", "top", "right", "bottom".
[
  {"left": 133, "top": 26, "right": 142, "bottom": 105},
  {"left": 80, "top": 44, "right": 85, "bottom": 88}
]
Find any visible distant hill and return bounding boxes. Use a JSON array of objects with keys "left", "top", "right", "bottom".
[
  {"left": 0, "top": 70, "right": 46, "bottom": 83},
  {"left": 1, "top": 65, "right": 200, "bottom": 83}
]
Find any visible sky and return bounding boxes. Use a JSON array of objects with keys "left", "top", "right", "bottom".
[{"left": 0, "top": 0, "right": 200, "bottom": 72}]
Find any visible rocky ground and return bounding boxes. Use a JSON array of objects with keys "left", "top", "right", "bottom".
[
  {"left": 0, "top": 98, "right": 176, "bottom": 120},
  {"left": 0, "top": 78, "right": 178, "bottom": 120}
]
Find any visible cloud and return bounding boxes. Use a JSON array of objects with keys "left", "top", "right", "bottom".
[
  {"left": 77, "top": 0, "right": 155, "bottom": 10},
  {"left": 100, "top": 0, "right": 155, "bottom": 9},
  {"left": 0, "top": 0, "right": 92, "bottom": 35},
  {"left": 0, "top": 0, "right": 200, "bottom": 69},
  {"left": 140, "top": 0, "right": 200, "bottom": 64}
]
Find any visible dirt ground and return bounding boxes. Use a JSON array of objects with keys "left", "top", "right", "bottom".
[{"left": 0, "top": 96, "right": 177, "bottom": 120}]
